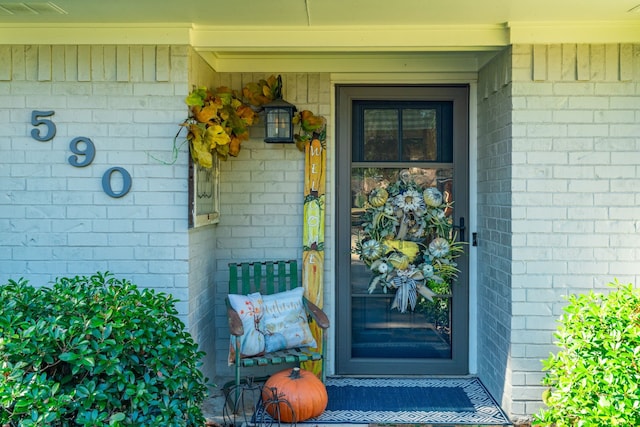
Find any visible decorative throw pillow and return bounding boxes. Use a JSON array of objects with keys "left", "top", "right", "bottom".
[
  {"left": 228, "top": 292, "right": 265, "bottom": 364},
  {"left": 260, "top": 287, "right": 317, "bottom": 353}
]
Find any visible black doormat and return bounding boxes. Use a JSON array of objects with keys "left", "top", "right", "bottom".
[{"left": 256, "top": 377, "right": 511, "bottom": 425}]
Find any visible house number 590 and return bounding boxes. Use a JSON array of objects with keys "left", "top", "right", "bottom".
[{"left": 31, "top": 110, "right": 132, "bottom": 198}]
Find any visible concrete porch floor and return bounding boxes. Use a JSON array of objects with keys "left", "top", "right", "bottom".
[{"left": 201, "top": 377, "right": 520, "bottom": 427}]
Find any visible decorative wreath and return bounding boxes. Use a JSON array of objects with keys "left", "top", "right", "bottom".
[{"left": 354, "top": 171, "right": 463, "bottom": 313}]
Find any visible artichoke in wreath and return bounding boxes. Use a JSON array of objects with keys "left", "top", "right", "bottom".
[
  {"left": 423, "top": 187, "right": 443, "bottom": 207},
  {"left": 369, "top": 187, "right": 389, "bottom": 207},
  {"left": 360, "top": 239, "right": 384, "bottom": 261},
  {"left": 429, "top": 237, "right": 451, "bottom": 258}
]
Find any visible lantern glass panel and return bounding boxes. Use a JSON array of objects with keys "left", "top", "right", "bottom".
[{"left": 266, "top": 108, "right": 291, "bottom": 140}]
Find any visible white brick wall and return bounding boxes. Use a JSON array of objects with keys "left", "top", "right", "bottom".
[
  {"left": 511, "top": 43, "right": 640, "bottom": 418},
  {"left": 176, "top": 56, "right": 336, "bottom": 384},
  {"left": 0, "top": 44, "right": 231, "bottom": 384},
  {"left": 186, "top": 50, "right": 221, "bottom": 382},
  {"left": 208, "top": 72, "right": 332, "bottom": 378},
  {"left": 0, "top": 45, "right": 191, "bottom": 315},
  {"left": 479, "top": 43, "right": 640, "bottom": 421},
  {"left": 476, "top": 46, "right": 514, "bottom": 414}
]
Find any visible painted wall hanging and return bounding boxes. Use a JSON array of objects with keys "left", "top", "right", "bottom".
[{"left": 297, "top": 111, "right": 327, "bottom": 378}]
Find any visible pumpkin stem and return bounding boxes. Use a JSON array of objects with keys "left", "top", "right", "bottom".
[{"left": 289, "top": 367, "right": 302, "bottom": 379}]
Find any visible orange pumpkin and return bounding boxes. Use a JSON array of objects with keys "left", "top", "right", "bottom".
[{"left": 262, "top": 367, "right": 328, "bottom": 422}]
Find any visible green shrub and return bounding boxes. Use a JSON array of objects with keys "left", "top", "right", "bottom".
[
  {"left": 0, "top": 272, "right": 209, "bottom": 427},
  {"left": 534, "top": 280, "right": 640, "bottom": 426}
]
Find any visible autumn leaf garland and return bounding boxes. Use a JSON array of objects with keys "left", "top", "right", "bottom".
[
  {"left": 183, "top": 86, "right": 258, "bottom": 168},
  {"left": 181, "top": 76, "right": 326, "bottom": 169}
]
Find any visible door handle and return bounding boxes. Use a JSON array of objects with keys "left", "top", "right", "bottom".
[{"left": 453, "top": 217, "right": 465, "bottom": 242}]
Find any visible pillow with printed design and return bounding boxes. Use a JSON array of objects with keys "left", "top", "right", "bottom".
[
  {"left": 260, "top": 287, "right": 317, "bottom": 353},
  {"left": 228, "top": 292, "right": 265, "bottom": 364}
]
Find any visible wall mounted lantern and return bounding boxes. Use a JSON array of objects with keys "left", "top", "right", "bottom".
[{"left": 263, "top": 75, "right": 297, "bottom": 143}]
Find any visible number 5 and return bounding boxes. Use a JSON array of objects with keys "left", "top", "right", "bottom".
[{"left": 31, "top": 110, "right": 56, "bottom": 142}]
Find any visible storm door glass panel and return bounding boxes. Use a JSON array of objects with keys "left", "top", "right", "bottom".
[
  {"left": 402, "top": 109, "right": 437, "bottom": 161},
  {"left": 351, "top": 167, "right": 454, "bottom": 360},
  {"left": 363, "top": 109, "right": 398, "bottom": 161},
  {"left": 355, "top": 102, "right": 452, "bottom": 164}
]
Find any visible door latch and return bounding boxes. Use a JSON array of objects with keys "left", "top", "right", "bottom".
[{"left": 453, "top": 217, "right": 465, "bottom": 242}]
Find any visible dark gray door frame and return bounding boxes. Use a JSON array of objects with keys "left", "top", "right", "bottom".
[{"left": 335, "top": 85, "right": 470, "bottom": 375}]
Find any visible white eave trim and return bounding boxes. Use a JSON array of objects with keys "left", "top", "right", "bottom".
[
  {"left": 189, "top": 24, "right": 510, "bottom": 51},
  {"left": 1, "top": 21, "right": 638, "bottom": 47},
  {"left": 0, "top": 24, "right": 192, "bottom": 45},
  {"left": 189, "top": 24, "right": 508, "bottom": 72},
  {"left": 196, "top": 51, "right": 500, "bottom": 73},
  {"left": 508, "top": 21, "right": 640, "bottom": 44}
]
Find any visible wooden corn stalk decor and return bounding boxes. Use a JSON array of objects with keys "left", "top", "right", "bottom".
[{"left": 301, "top": 133, "right": 326, "bottom": 378}]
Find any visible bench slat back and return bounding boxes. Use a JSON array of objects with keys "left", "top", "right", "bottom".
[{"left": 229, "top": 260, "right": 298, "bottom": 295}]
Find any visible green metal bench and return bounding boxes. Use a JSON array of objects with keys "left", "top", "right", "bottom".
[{"left": 226, "top": 260, "right": 329, "bottom": 393}]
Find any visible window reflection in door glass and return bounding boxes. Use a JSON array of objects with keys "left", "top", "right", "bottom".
[
  {"left": 361, "top": 108, "right": 439, "bottom": 162},
  {"left": 363, "top": 109, "right": 398, "bottom": 161},
  {"left": 402, "top": 109, "right": 437, "bottom": 161},
  {"left": 350, "top": 166, "right": 455, "bottom": 359}
]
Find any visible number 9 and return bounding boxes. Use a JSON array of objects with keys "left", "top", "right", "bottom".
[{"left": 68, "top": 137, "right": 96, "bottom": 168}]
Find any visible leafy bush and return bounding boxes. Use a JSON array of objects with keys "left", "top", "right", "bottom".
[
  {"left": 0, "top": 272, "right": 209, "bottom": 427},
  {"left": 534, "top": 281, "right": 640, "bottom": 426}
]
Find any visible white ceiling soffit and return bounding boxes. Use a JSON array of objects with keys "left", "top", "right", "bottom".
[
  {"left": 0, "top": 0, "right": 639, "bottom": 72},
  {"left": 0, "top": 2, "right": 67, "bottom": 16},
  {"left": 0, "top": 0, "right": 639, "bottom": 26}
]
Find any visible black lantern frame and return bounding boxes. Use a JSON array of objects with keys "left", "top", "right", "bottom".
[{"left": 263, "top": 76, "right": 297, "bottom": 143}]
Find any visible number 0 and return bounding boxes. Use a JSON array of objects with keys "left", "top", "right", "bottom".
[{"left": 102, "top": 167, "right": 132, "bottom": 198}]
